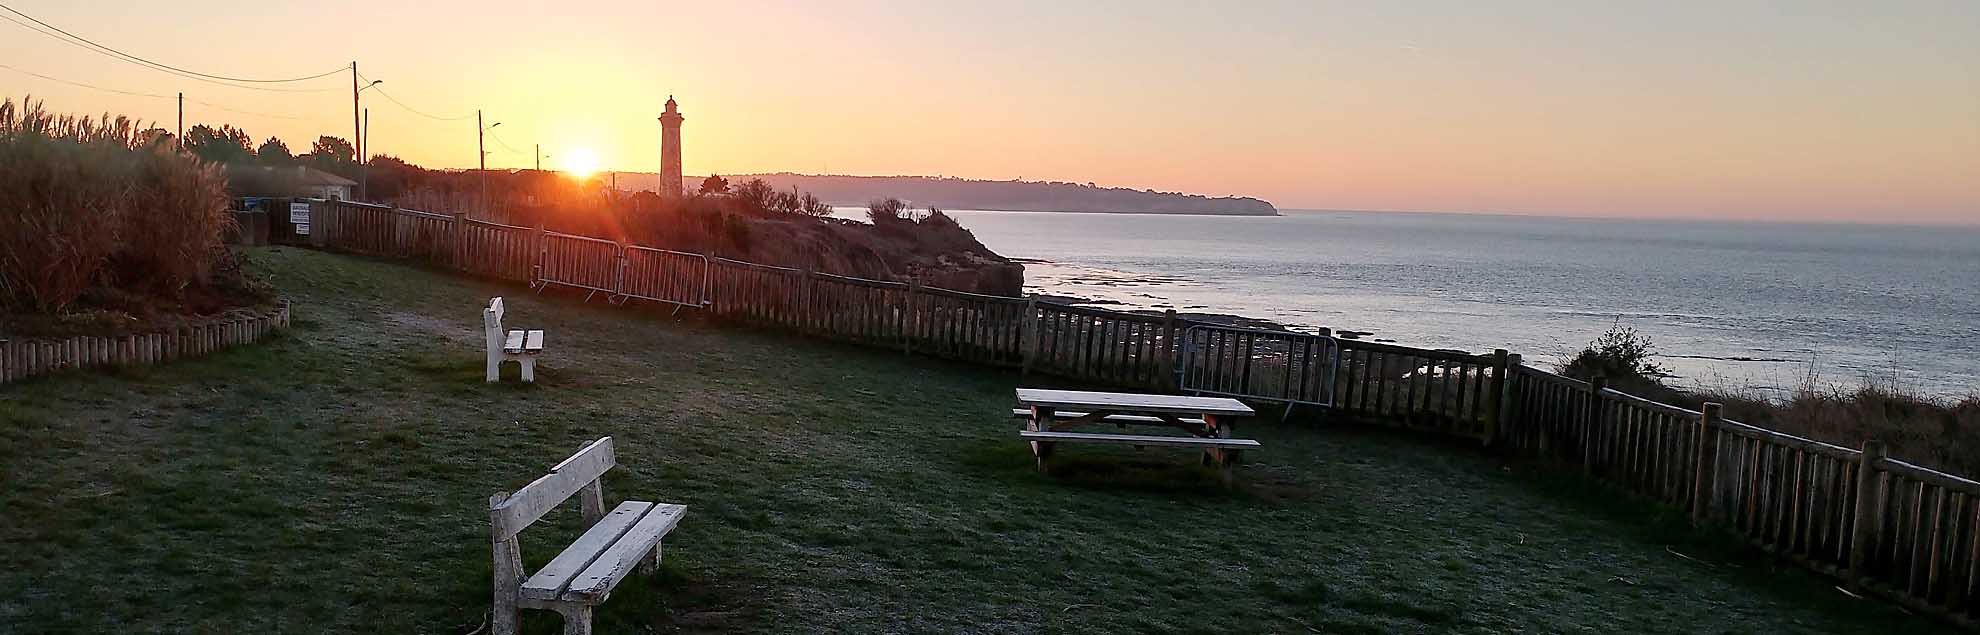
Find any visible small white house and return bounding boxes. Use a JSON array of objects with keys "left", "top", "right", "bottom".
[
  {"left": 225, "top": 164, "right": 357, "bottom": 200},
  {"left": 294, "top": 167, "right": 356, "bottom": 200}
]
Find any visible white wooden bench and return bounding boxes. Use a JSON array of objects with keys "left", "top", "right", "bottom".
[
  {"left": 484, "top": 297, "right": 545, "bottom": 383},
  {"left": 490, "top": 436, "right": 686, "bottom": 635}
]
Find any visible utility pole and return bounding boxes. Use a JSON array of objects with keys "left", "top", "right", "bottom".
[
  {"left": 175, "top": 92, "right": 183, "bottom": 150},
  {"left": 350, "top": 61, "right": 360, "bottom": 186},
  {"left": 535, "top": 143, "right": 540, "bottom": 172},
  {"left": 360, "top": 108, "right": 369, "bottom": 200},
  {"left": 477, "top": 109, "right": 487, "bottom": 211}
]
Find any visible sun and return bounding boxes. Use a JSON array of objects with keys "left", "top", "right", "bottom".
[{"left": 562, "top": 148, "right": 600, "bottom": 178}]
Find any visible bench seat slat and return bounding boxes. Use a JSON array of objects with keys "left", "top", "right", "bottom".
[
  {"left": 1015, "top": 388, "right": 1255, "bottom": 416},
  {"left": 519, "top": 501, "right": 654, "bottom": 601},
  {"left": 564, "top": 504, "right": 688, "bottom": 603},
  {"left": 1018, "top": 430, "right": 1261, "bottom": 449},
  {"left": 1010, "top": 408, "right": 1205, "bottom": 426},
  {"left": 504, "top": 330, "right": 525, "bottom": 353},
  {"left": 523, "top": 330, "right": 544, "bottom": 352}
]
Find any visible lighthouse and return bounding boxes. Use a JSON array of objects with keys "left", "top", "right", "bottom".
[{"left": 658, "top": 96, "right": 685, "bottom": 198}]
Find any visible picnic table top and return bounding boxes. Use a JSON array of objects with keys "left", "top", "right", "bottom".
[{"left": 1015, "top": 388, "right": 1255, "bottom": 417}]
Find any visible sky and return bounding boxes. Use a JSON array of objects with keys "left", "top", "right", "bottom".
[{"left": 2, "top": 1, "right": 1976, "bottom": 224}]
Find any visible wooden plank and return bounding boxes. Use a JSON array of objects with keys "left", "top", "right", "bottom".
[
  {"left": 1008, "top": 408, "right": 1206, "bottom": 426},
  {"left": 1015, "top": 389, "right": 1254, "bottom": 416},
  {"left": 1018, "top": 430, "right": 1261, "bottom": 449},
  {"left": 519, "top": 501, "right": 655, "bottom": 601},
  {"left": 492, "top": 437, "right": 617, "bottom": 539},
  {"left": 505, "top": 330, "right": 525, "bottom": 353},
  {"left": 564, "top": 504, "right": 687, "bottom": 602},
  {"left": 524, "top": 330, "right": 545, "bottom": 352}
]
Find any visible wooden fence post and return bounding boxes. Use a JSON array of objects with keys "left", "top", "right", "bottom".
[
  {"left": 530, "top": 222, "right": 546, "bottom": 286},
  {"left": 1160, "top": 309, "right": 1180, "bottom": 391},
  {"left": 307, "top": 200, "right": 329, "bottom": 248},
  {"left": 1848, "top": 439, "right": 1888, "bottom": 587},
  {"left": 1484, "top": 349, "right": 1510, "bottom": 447},
  {"left": 1585, "top": 375, "right": 1608, "bottom": 475},
  {"left": 451, "top": 212, "right": 468, "bottom": 270},
  {"left": 903, "top": 277, "right": 921, "bottom": 355},
  {"left": 1019, "top": 296, "right": 1039, "bottom": 381},
  {"left": 1691, "top": 402, "right": 1722, "bottom": 524}
]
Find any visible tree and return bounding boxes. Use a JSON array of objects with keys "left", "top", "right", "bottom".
[
  {"left": 867, "top": 197, "right": 913, "bottom": 226},
  {"left": 731, "top": 178, "right": 773, "bottom": 213},
  {"left": 255, "top": 136, "right": 292, "bottom": 165},
  {"left": 768, "top": 186, "right": 833, "bottom": 216},
  {"left": 307, "top": 136, "right": 357, "bottom": 178},
  {"left": 183, "top": 124, "right": 255, "bottom": 164},
  {"left": 699, "top": 174, "right": 729, "bottom": 196}
]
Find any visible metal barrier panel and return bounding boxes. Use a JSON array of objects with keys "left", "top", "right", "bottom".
[
  {"left": 1179, "top": 324, "right": 1339, "bottom": 408},
  {"left": 534, "top": 232, "right": 620, "bottom": 297},
  {"left": 620, "top": 246, "right": 709, "bottom": 308}
]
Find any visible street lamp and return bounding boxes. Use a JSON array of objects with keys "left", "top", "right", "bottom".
[{"left": 478, "top": 113, "right": 501, "bottom": 210}]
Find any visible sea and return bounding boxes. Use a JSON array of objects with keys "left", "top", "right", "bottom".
[{"left": 832, "top": 208, "right": 1980, "bottom": 398}]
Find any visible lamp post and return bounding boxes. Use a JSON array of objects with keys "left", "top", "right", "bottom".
[
  {"left": 478, "top": 113, "right": 501, "bottom": 211},
  {"left": 355, "top": 79, "right": 381, "bottom": 200}
]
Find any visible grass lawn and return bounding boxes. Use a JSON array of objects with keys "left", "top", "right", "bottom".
[{"left": 0, "top": 248, "right": 1939, "bottom": 634}]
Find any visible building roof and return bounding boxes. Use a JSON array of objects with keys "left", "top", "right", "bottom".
[{"left": 224, "top": 163, "right": 356, "bottom": 196}]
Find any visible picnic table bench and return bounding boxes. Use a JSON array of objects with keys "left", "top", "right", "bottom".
[
  {"left": 1015, "top": 388, "right": 1258, "bottom": 482},
  {"left": 490, "top": 436, "right": 686, "bottom": 635},
  {"left": 484, "top": 297, "right": 545, "bottom": 383}
]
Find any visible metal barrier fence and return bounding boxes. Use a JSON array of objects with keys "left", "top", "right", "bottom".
[{"left": 1179, "top": 324, "right": 1339, "bottom": 415}]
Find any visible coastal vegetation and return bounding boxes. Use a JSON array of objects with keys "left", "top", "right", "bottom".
[
  {"left": 0, "top": 248, "right": 1938, "bottom": 633},
  {"left": 1559, "top": 323, "right": 1980, "bottom": 475},
  {"left": 372, "top": 165, "right": 1025, "bottom": 295},
  {"left": 0, "top": 97, "right": 266, "bottom": 333}
]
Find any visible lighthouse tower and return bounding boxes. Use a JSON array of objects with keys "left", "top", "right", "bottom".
[{"left": 658, "top": 96, "right": 685, "bottom": 198}]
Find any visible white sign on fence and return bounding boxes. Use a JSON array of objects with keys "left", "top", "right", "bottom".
[{"left": 290, "top": 201, "right": 310, "bottom": 236}]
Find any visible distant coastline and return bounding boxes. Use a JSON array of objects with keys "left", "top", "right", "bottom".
[{"left": 608, "top": 171, "right": 1279, "bottom": 217}]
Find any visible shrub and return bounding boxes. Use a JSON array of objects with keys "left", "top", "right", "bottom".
[
  {"left": 0, "top": 96, "right": 234, "bottom": 315},
  {"left": 1558, "top": 320, "right": 1668, "bottom": 384}
]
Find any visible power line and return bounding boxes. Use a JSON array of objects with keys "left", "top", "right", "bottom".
[
  {"left": 358, "top": 73, "right": 475, "bottom": 121},
  {"left": 0, "top": 3, "right": 341, "bottom": 92},
  {"left": 2, "top": 63, "right": 319, "bottom": 122},
  {"left": 0, "top": 62, "right": 171, "bottom": 99},
  {"left": 188, "top": 99, "right": 312, "bottom": 121},
  {"left": 488, "top": 129, "right": 527, "bottom": 155}
]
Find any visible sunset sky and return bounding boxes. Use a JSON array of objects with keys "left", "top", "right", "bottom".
[{"left": 3, "top": 1, "right": 1975, "bottom": 224}]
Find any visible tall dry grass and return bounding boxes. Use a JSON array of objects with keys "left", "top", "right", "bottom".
[
  {"left": 0, "top": 96, "right": 232, "bottom": 315},
  {"left": 1561, "top": 324, "right": 1980, "bottom": 476},
  {"left": 1695, "top": 381, "right": 1980, "bottom": 476}
]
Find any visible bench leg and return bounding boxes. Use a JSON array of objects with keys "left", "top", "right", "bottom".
[
  {"left": 555, "top": 604, "right": 593, "bottom": 635},
  {"left": 486, "top": 357, "right": 501, "bottom": 383},
  {"left": 640, "top": 541, "right": 663, "bottom": 576},
  {"left": 520, "top": 358, "right": 535, "bottom": 383}
]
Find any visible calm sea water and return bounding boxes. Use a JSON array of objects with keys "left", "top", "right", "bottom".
[{"left": 835, "top": 208, "right": 1980, "bottom": 397}]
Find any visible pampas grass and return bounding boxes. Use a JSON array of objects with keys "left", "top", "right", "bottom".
[{"left": 0, "top": 96, "right": 232, "bottom": 314}]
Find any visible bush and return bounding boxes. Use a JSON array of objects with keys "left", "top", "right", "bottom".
[
  {"left": 0, "top": 96, "right": 234, "bottom": 315},
  {"left": 1558, "top": 320, "right": 1668, "bottom": 384}
]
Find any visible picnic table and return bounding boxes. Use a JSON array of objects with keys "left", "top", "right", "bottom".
[{"left": 1014, "top": 388, "right": 1259, "bottom": 482}]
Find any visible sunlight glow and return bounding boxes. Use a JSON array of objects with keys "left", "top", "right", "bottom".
[{"left": 562, "top": 148, "right": 599, "bottom": 178}]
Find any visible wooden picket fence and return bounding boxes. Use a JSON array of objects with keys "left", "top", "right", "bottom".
[
  {"left": 294, "top": 198, "right": 1978, "bottom": 627},
  {"left": 0, "top": 303, "right": 292, "bottom": 385}
]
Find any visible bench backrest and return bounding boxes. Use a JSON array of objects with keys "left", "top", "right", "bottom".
[
  {"left": 483, "top": 297, "right": 505, "bottom": 351},
  {"left": 490, "top": 436, "right": 615, "bottom": 541}
]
